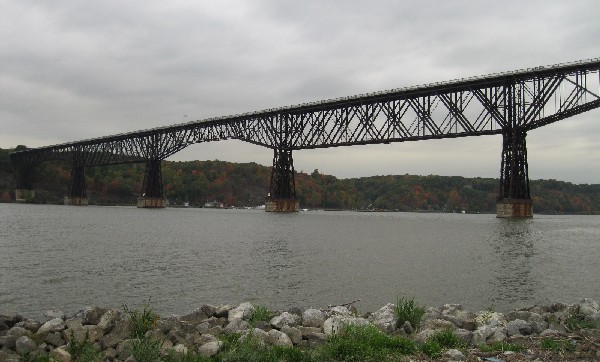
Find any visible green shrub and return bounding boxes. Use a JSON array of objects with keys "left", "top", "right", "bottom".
[
  {"left": 19, "top": 353, "right": 53, "bottom": 362},
  {"left": 429, "top": 328, "right": 463, "bottom": 348},
  {"left": 130, "top": 336, "right": 163, "bottom": 362},
  {"left": 249, "top": 305, "right": 273, "bottom": 327},
  {"left": 565, "top": 307, "right": 596, "bottom": 331},
  {"left": 420, "top": 341, "right": 442, "bottom": 358},
  {"left": 316, "top": 323, "right": 416, "bottom": 361},
  {"left": 541, "top": 337, "right": 576, "bottom": 353},
  {"left": 123, "top": 303, "right": 160, "bottom": 338},
  {"left": 217, "top": 332, "right": 299, "bottom": 362},
  {"left": 66, "top": 331, "right": 103, "bottom": 362},
  {"left": 394, "top": 297, "right": 426, "bottom": 330}
]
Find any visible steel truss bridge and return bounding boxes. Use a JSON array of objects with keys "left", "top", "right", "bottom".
[{"left": 10, "top": 58, "right": 600, "bottom": 215}]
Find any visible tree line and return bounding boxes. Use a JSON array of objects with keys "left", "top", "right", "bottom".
[{"left": 1, "top": 147, "right": 599, "bottom": 214}]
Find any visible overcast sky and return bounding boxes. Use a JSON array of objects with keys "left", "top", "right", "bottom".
[{"left": 1, "top": 0, "right": 599, "bottom": 183}]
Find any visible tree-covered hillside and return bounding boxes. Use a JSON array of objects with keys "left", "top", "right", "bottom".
[{"left": 1, "top": 148, "right": 599, "bottom": 214}]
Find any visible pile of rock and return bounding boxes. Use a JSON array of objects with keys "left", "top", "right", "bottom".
[{"left": 1, "top": 298, "right": 599, "bottom": 361}]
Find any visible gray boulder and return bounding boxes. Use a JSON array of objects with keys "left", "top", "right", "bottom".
[
  {"left": 214, "top": 305, "right": 235, "bottom": 318},
  {"left": 49, "top": 347, "right": 71, "bottom": 362},
  {"left": 198, "top": 341, "right": 223, "bottom": 358},
  {"left": 15, "top": 336, "right": 37, "bottom": 355},
  {"left": 439, "top": 304, "right": 476, "bottom": 330},
  {"left": 280, "top": 325, "right": 302, "bottom": 345},
  {"left": 180, "top": 309, "right": 209, "bottom": 325},
  {"left": 323, "top": 316, "right": 370, "bottom": 336},
  {"left": 454, "top": 328, "right": 473, "bottom": 345},
  {"left": 302, "top": 309, "right": 325, "bottom": 328},
  {"left": 228, "top": 303, "right": 255, "bottom": 322},
  {"left": 45, "top": 332, "right": 66, "bottom": 347},
  {"left": 445, "top": 348, "right": 465, "bottom": 361},
  {"left": 200, "top": 304, "right": 218, "bottom": 318},
  {"left": 37, "top": 318, "right": 66, "bottom": 336},
  {"left": 267, "top": 329, "right": 293, "bottom": 347},
  {"left": 506, "top": 319, "right": 531, "bottom": 336},
  {"left": 223, "top": 318, "right": 249, "bottom": 334},
  {"left": 270, "top": 312, "right": 301, "bottom": 329},
  {"left": 16, "top": 319, "right": 41, "bottom": 333},
  {"left": 368, "top": 303, "right": 398, "bottom": 334},
  {"left": 44, "top": 310, "right": 66, "bottom": 322},
  {"left": 578, "top": 298, "right": 599, "bottom": 316},
  {"left": 306, "top": 332, "right": 327, "bottom": 347},
  {"left": 0, "top": 335, "right": 18, "bottom": 350},
  {"left": 472, "top": 325, "right": 497, "bottom": 345},
  {"left": 6, "top": 326, "right": 31, "bottom": 338},
  {"left": 96, "top": 309, "right": 120, "bottom": 333},
  {"left": 82, "top": 306, "right": 108, "bottom": 325}
]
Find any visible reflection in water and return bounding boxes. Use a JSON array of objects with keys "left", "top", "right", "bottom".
[{"left": 487, "top": 219, "right": 540, "bottom": 309}]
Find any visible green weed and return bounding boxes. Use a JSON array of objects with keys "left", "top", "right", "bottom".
[
  {"left": 541, "top": 337, "right": 576, "bottom": 353},
  {"left": 565, "top": 307, "right": 596, "bottom": 331},
  {"left": 394, "top": 297, "right": 426, "bottom": 330},
  {"left": 249, "top": 305, "right": 273, "bottom": 327},
  {"left": 130, "top": 336, "right": 163, "bottom": 362},
  {"left": 123, "top": 303, "right": 160, "bottom": 338},
  {"left": 316, "top": 323, "right": 417, "bottom": 361},
  {"left": 420, "top": 340, "right": 442, "bottom": 358},
  {"left": 19, "top": 353, "right": 52, "bottom": 362},
  {"left": 429, "top": 328, "right": 463, "bottom": 348},
  {"left": 66, "top": 331, "right": 103, "bottom": 362}
]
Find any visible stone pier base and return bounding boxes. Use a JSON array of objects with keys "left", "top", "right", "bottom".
[
  {"left": 137, "top": 197, "right": 167, "bottom": 208},
  {"left": 496, "top": 199, "right": 533, "bottom": 218},
  {"left": 265, "top": 198, "right": 299, "bottom": 212},
  {"left": 15, "top": 189, "right": 35, "bottom": 202},
  {"left": 64, "top": 196, "right": 89, "bottom": 206}
]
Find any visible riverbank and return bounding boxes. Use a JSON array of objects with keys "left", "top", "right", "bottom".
[{"left": 1, "top": 298, "right": 599, "bottom": 361}]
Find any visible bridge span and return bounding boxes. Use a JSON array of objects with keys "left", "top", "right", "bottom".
[{"left": 10, "top": 58, "right": 600, "bottom": 217}]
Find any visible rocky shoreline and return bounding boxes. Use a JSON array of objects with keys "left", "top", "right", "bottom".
[{"left": 1, "top": 298, "right": 599, "bottom": 361}]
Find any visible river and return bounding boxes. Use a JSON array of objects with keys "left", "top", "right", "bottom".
[{"left": 0, "top": 203, "right": 598, "bottom": 319}]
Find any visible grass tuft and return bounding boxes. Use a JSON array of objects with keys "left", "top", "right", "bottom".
[
  {"left": 123, "top": 303, "right": 160, "bottom": 338},
  {"left": 565, "top": 307, "right": 596, "bottom": 331},
  {"left": 420, "top": 340, "right": 442, "bottom": 358},
  {"left": 429, "top": 328, "right": 463, "bottom": 348},
  {"left": 316, "top": 323, "right": 417, "bottom": 361},
  {"left": 130, "top": 336, "right": 163, "bottom": 362},
  {"left": 394, "top": 297, "right": 426, "bottom": 331},
  {"left": 541, "top": 337, "right": 576, "bottom": 353},
  {"left": 249, "top": 305, "right": 273, "bottom": 327},
  {"left": 66, "top": 331, "right": 103, "bottom": 362}
]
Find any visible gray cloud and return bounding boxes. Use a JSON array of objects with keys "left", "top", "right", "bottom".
[{"left": 1, "top": 0, "right": 599, "bottom": 183}]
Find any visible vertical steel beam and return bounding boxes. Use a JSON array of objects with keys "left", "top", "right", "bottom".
[
  {"left": 14, "top": 163, "right": 36, "bottom": 202},
  {"left": 497, "top": 83, "right": 532, "bottom": 218},
  {"left": 138, "top": 158, "right": 166, "bottom": 208},
  {"left": 266, "top": 148, "right": 298, "bottom": 212},
  {"left": 64, "top": 166, "right": 88, "bottom": 205}
]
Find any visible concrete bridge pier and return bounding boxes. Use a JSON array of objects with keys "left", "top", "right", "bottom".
[
  {"left": 138, "top": 159, "right": 167, "bottom": 208},
  {"left": 266, "top": 148, "right": 298, "bottom": 212},
  {"left": 496, "top": 129, "right": 533, "bottom": 218},
  {"left": 64, "top": 166, "right": 88, "bottom": 206}
]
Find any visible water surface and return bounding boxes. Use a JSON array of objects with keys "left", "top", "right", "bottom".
[{"left": 0, "top": 204, "right": 598, "bottom": 319}]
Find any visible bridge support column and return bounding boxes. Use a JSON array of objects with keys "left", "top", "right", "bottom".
[
  {"left": 496, "top": 130, "right": 532, "bottom": 218},
  {"left": 138, "top": 159, "right": 167, "bottom": 208},
  {"left": 266, "top": 148, "right": 298, "bottom": 212},
  {"left": 15, "top": 165, "right": 35, "bottom": 202},
  {"left": 64, "top": 166, "right": 88, "bottom": 206}
]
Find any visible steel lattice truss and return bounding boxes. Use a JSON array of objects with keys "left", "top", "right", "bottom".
[{"left": 10, "top": 58, "right": 600, "bottom": 167}]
